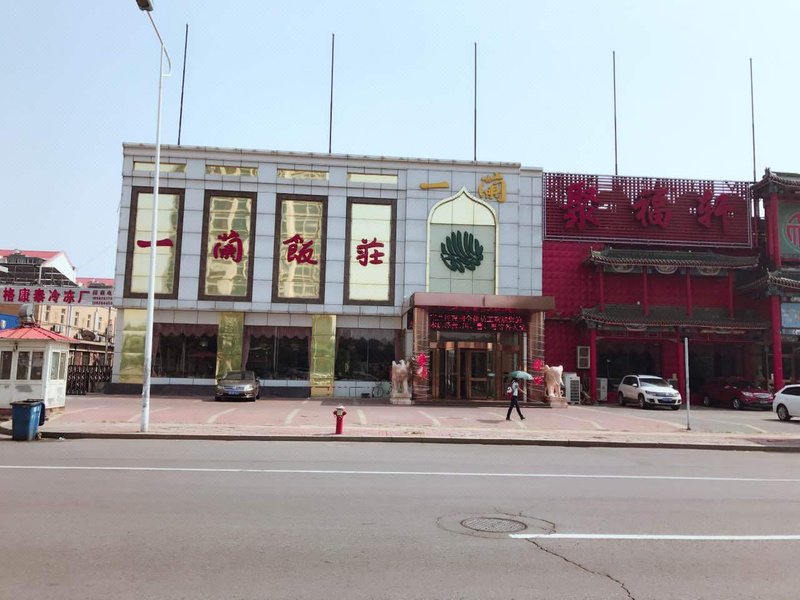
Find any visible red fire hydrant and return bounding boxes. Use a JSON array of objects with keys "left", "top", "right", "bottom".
[{"left": 333, "top": 405, "right": 347, "bottom": 434}]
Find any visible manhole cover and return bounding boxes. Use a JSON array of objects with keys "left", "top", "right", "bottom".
[{"left": 460, "top": 517, "right": 527, "bottom": 533}]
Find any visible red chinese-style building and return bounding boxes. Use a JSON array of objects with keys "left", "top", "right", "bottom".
[{"left": 543, "top": 172, "right": 770, "bottom": 402}]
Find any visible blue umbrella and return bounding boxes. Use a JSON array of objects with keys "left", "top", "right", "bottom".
[{"left": 508, "top": 370, "right": 533, "bottom": 380}]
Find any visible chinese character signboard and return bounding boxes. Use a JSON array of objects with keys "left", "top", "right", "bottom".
[
  {"left": 778, "top": 202, "right": 800, "bottom": 261},
  {"left": 428, "top": 311, "right": 526, "bottom": 332},
  {"left": 273, "top": 195, "right": 326, "bottom": 301},
  {"left": 124, "top": 187, "right": 184, "bottom": 298},
  {"left": 544, "top": 173, "right": 752, "bottom": 248},
  {"left": 2, "top": 285, "right": 113, "bottom": 306},
  {"left": 199, "top": 191, "right": 256, "bottom": 300},
  {"left": 346, "top": 199, "right": 394, "bottom": 304}
]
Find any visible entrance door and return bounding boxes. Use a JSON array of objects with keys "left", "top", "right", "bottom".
[{"left": 460, "top": 349, "right": 492, "bottom": 399}]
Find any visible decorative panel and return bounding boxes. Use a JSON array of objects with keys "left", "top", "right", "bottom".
[
  {"left": 216, "top": 312, "right": 244, "bottom": 378},
  {"left": 124, "top": 187, "right": 184, "bottom": 298},
  {"left": 345, "top": 199, "right": 395, "bottom": 304},
  {"left": 273, "top": 195, "right": 327, "bottom": 302},
  {"left": 544, "top": 173, "right": 753, "bottom": 248},
  {"left": 119, "top": 308, "right": 146, "bottom": 383},
  {"left": 199, "top": 191, "right": 256, "bottom": 300},
  {"left": 310, "top": 314, "right": 336, "bottom": 396},
  {"left": 778, "top": 201, "right": 800, "bottom": 260}
]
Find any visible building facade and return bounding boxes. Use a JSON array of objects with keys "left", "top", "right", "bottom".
[
  {"left": 112, "top": 144, "right": 552, "bottom": 400},
  {"left": 541, "top": 172, "right": 769, "bottom": 402}
]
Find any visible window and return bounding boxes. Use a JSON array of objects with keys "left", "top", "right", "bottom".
[
  {"left": 278, "top": 169, "right": 329, "bottom": 181},
  {"left": 245, "top": 327, "right": 309, "bottom": 380},
  {"left": 49, "top": 351, "right": 67, "bottom": 380},
  {"left": 133, "top": 161, "right": 186, "bottom": 173},
  {"left": 154, "top": 328, "right": 218, "bottom": 379},
  {"left": 335, "top": 329, "right": 397, "bottom": 381},
  {"left": 347, "top": 173, "right": 397, "bottom": 185},
  {"left": 0, "top": 351, "right": 12, "bottom": 379},
  {"left": 15, "top": 351, "right": 43, "bottom": 380},
  {"left": 273, "top": 195, "right": 327, "bottom": 302},
  {"left": 74, "top": 315, "right": 79, "bottom": 326},
  {"left": 205, "top": 165, "right": 258, "bottom": 177},
  {"left": 60, "top": 312, "right": 64, "bottom": 324}
]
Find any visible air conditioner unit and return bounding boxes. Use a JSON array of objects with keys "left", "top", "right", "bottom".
[
  {"left": 596, "top": 377, "right": 608, "bottom": 403},
  {"left": 576, "top": 346, "right": 590, "bottom": 369},
  {"left": 52, "top": 324, "right": 62, "bottom": 333},
  {"left": 564, "top": 372, "right": 581, "bottom": 404}
]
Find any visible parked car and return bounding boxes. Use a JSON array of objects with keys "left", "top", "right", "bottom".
[
  {"left": 700, "top": 378, "right": 773, "bottom": 410},
  {"left": 773, "top": 384, "right": 800, "bottom": 421},
  {"left": 215, "top": 370, "right": 260, "bottom": 401},
  {"left": 617, "top": 374, "right": 682, "bottom": 410}
]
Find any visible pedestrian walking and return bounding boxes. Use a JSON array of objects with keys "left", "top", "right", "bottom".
[{"left": 506, "top": 377, "right": 526, "bottom": 421}]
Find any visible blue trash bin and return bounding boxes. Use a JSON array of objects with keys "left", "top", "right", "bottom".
[{"left": 10, "top": 400, "right": 44, "bottom": 441}]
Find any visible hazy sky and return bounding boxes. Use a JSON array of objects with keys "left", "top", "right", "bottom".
[{"left": 3, "top": 1, "right": 799, "bottom": 278}]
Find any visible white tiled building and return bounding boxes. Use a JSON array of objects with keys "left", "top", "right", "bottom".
[{"left": 112, "top": 144, "right": 551, "bottom": 400}]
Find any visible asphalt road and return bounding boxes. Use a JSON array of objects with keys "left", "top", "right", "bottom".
[{"left": 2, "top": 439, "right": 799, "bottom": 600}]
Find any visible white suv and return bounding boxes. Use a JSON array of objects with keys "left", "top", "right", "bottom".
[
  {"left": 773, "top": 384, "right": 800, "bottom": 421},
  {"left": 618, "top": 374, "right": 682, "bottom": 410}
]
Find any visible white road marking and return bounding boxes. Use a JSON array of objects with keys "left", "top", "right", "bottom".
[
  {"left": 511, "top": 533, "right": 800, "bottom": 541},
  {"left": 301, "top": 399, "right": 309, "bottom": 405},
  {"left": 357, "top": 409, "right": 367, "bottom": 425},
  {"left": 126, "top": 407, "right": 172, "bottom": 422},
  {"left": 63, "top": 406, "right": 108, "bottom": 415},
  {"left": 680, "top": 415, "right": 767, "bottom": 434},
  {"left": 207, "top": 408, "right": 237, "bottom": 424},
  {"left": 2, "top": 466, "right": 799, "bottom": 483},
  {"left": 553, "top": 412, "right": 606, "bottom": 431},
  {"left": 577, "top": 406, "right": 686, "bottom": 430},
  {"left": 419, "top": 411, "right": 441, "bottom": 426},
  {"left": 285, "top": 408, "right": 300, "bottom": 425}
]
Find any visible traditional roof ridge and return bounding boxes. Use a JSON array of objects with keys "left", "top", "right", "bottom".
[
  {"left": 752, "top": 168, "right": 800, "bottom": 196},
  {"left": 579, "top": 305, "right": 769, "bottom": 330},
  {"left": 588, "top": 247, "right": 759, "bottom": 269},
  {"left": 738, "top": 269, "right": 800, "bottom": 293}
]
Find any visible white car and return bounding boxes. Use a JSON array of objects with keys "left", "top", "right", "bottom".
[
  {"left": 773, "top": 384, "right": 800, "bottom": 421},
  {"left": 618, "top": 374, "right": 682, "bottom": 410}
]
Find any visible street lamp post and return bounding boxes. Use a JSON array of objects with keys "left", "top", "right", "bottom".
[{"left": 136, "top": 0, "right": 171, "bottom": 432}]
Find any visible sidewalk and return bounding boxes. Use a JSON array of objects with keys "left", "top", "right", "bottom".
[{"left": 3, "top": 394, "right": 800, "bottom": 452}]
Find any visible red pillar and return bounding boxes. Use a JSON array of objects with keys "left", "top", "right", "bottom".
[
  {"left": 642, "top": 268, "right": 649, "bottom": 316},
  {"left": 599, "top": 267, "right": 605, "bottom": 311},
  {"left": 727, "top": 271, "right": 735, "bottom": 318},
  {"left": 771, "top": 194, "right": 782, "bottom": 269},
  {"left": 589, "top": 328, "right": 598, "bottom": 402},
  {"left": 686, "top": 271, "right": 693, "bottom": 318},
  {"left": 771, "top": 295, "right": 784, "bottom": 389},
  {"left": 676, "top": 334, "right": 686, "bottom": 402}
]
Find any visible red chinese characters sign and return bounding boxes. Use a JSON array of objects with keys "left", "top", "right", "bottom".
[
  {"left": 429, "top": 311, "right": 527, "bottom": 332},
  {"left": 545, "top": 173, "right": 753, "bottom": 247},
  {"left": 2, "top": 286, "right": 113, "bottom": 306}
]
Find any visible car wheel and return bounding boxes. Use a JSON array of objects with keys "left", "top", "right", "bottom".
[
  {"left": 732, "top": 398, "right": 741, "bottom": 410},
  {"left": 638, "top": 394, "right": 646, "bottom": 409},
  {"left": 256, "top": 393, "right": 261, "bottom": 400},
  {"left": 214, "top": 396, "right": 221, "bottom": 401},
  {"left": 703, "top": 396, "right": 712, "bottom": 407},
  {"left": 671, "top": 405, "right": 680, "bottom": 411},
  {"left": 777, "top": 404, "right": 792, "bottom": 422},
  {"left": 618, "top": 392, "right": 626, "bottom": 407}
]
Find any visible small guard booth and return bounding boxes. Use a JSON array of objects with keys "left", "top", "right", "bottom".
[{"left": 0, "top": 323, "right": 71, "bottom": 415}]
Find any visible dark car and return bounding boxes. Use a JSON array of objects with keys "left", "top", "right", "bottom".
[
  {"left": 701, "top": 378, "right": 772, "bottom": 410},
  {"left": 214, "top": 370, "right": 260, "bottom": 401}
]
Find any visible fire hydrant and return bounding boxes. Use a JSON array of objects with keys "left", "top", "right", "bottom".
[{"left": 333, "top": 405, "right": 347, "bottom": 434}]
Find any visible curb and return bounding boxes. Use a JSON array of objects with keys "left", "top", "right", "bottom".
[{"left": 1, "top": 425, "right": 798, "bottom": 452}]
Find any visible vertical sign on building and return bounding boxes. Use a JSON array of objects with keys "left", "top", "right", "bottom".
[
  {"left": 778, "top": 202, "right": 800, "bottom": 261},
  {"left": 273, "top": 195, "right": 326, "bottom": 302},
  {"left": 199, "top": 191, "right": 256, "bottom": 300},
  {"left": 124, "top": 187, "right": 184, "bottom": 298},
  {"left": 346, "top": 199, "right": 394, "bottom": 304}
]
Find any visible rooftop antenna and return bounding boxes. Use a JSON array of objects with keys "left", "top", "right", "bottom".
[
  {"left": 177, "top": 23, "right": 189, "bottom": 145},
  {"left": 328, "top": 33, "right": 335, "bottom": 153}
]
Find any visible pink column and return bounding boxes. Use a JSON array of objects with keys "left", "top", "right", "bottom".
[
  {"left": 772, "top": 194, "right": 782, "bottom": 269},
  {"left": 642, "top": 268, "right": 649, "bottom": 316},
  {"left": 676, "top": 334, "right": 686, "bottom": 402},
  {"left": 727, "top": 271, "right": 735, "bottom": 318},
  {"left": 599, "top": 267, "right": 605, "bottom": 312}
]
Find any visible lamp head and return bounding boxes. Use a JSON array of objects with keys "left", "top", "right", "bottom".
[{"left": 136, "top": 0, "right": 154, "bottom": 11}]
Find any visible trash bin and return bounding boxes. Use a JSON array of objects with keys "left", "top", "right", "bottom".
[{"left": 10, "top": 400, "right": 44, "bottom": 441}]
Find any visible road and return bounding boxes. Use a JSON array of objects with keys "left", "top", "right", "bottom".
[{"left": 2, "top": 439, "right": 799, "bottom": 599}]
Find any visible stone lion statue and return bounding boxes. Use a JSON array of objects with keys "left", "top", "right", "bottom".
[
  {"left": 391, "top": 360, "right": 410, "bottom": 396},
  {"left": 543, "top": 365, "right": 564, "bottom": 398}
]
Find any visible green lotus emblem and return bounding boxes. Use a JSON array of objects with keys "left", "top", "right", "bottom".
[{"left": 440, "top": 231, "right": 484, "bottom": 273}]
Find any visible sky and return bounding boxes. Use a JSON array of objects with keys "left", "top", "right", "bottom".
[{"left": 3, "top": 0, "right": 800, "bottom": 278}]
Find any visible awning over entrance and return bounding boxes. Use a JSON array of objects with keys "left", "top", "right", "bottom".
[{"left": 410, "top": 292, "right": 554, "bottom": 311}]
